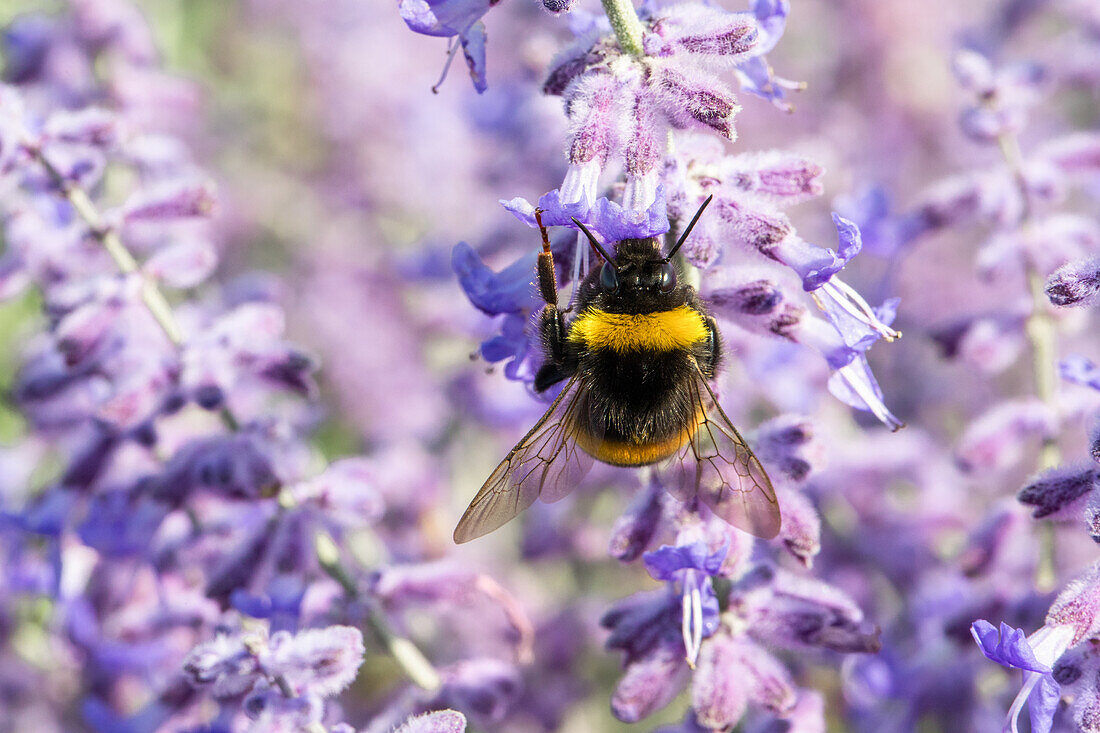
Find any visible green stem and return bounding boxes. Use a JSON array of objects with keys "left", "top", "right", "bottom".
[
  {"left": 1027, "top": 266, "right": 1061, "bottom": 593},
  {"left": 600, "top": 0, "right": 645, "bottom": 56},
  {"left": 314, "top": 530, "right": 442, "bottom": 692},
  {"left": 997, "top": 130, "right": 1061, "bottom": 591},
  {"left": 25, "top": 144, "right": 184, "bottom": 345}
]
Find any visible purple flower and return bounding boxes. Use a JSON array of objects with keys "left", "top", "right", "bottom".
[
  {"left": 398, "top": 0, "right": 491, "bottom": 38},
  {"left": 150, "top": 431, "right": 279, "bottom": 505},
  {"left": 76, "top": 491, "right": 169, "bottom": 558},
  {"left": 502, "top": 184, "right": 671, "bottom": 242},
  {"left": 789, "top": 314, "right": 903, "bottom": 430},
  {"left": 609, "top": 479, "right": 664, "bottom": 562},
  {"left": 952, "top": 50, "right": 1045, "bottom": 143},
  {"left": 644, "top": 538, "right": 727, "bottom": 666},
  {"left": 602, "top": 589, "right": 682, "bottom": 664},
  {"left": 398, "top": 0, "right": 493, "bottom": 92},
  {"left": 231, "top": 575, "right": 306, "bottom": 632},
  {"left": 432, "top": 658, "right": 522, "bottom": 725},
  {"left": 971, "top": 620, "right": 1072, "bottom": 733},
  {"left": 183, "top": 631, "right": 264, "bottom": 697},
  {"left": 2, "top": 14, "right": 57, "bottom": 84},
  {"left": 451, "top": 242, "right": 540, "bottom": 380},
  {"left": 452, "top": 242, "right": 536, "bottom": 316}
]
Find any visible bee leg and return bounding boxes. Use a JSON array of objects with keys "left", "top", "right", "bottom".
[
  {"left": 698, "top": 315, "right": 722, "bottom": 379},
  {"left": 535, "top": 209, "right": 558, "bottom": 307},
  {"left": 534, "top": 305, "right": 574, "bottom": 392}
]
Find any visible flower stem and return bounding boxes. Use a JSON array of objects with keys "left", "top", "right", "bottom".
[
  {"left": 997, "top": 130, "right": 1061, "bottom": 591},
  {"left": 24, "top": 143, "right": 184, "bottom": 345},
  {"left": 1027, "top": 266, "right": 1061, "bottom": 592},
  {"left": 314, "top": 530, "right": 442, "bottom": 692},
  {"left": 600, "top": 0, "right": 645, "bottom": 57}
]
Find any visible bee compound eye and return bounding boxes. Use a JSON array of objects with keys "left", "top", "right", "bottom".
[
  {"left": 600, "top": 262, "right": 619, "bottom": 290},
  {"left": 658, "top": 263, "right": 677, "bottom": 292}
]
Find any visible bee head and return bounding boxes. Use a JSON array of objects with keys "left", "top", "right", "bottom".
[{"left": 570, "top": 195, "right": 714, "bottom": 310}]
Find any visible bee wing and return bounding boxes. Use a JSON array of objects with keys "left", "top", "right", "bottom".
[
  {"left": 453, "top": 375, "right": 596, "bottom": 544},
  {"left": 667, "top": 365, "right": 781, "bottom": 539}
]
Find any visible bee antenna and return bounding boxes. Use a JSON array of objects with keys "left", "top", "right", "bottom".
[
  {"left": 664, "top": 194, "right": 714, "bottom": 263},
  {"left": 571, "top": 218, "right": 617, "bottom": 266}
]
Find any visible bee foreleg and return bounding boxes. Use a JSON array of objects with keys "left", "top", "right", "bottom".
[
  {"left": 534, "top": 305, "right": 574, "bottom": 392},
  {"left": 534, "top": 209, "right": 558, "bottom": 307}
]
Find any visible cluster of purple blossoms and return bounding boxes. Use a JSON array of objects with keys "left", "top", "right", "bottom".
[
  {"left": 0, "top": 1, "right": 544, "bottom": 731},
  {"left": 827, "top": 1, "right": 1100, "bottom": 729},
  {"left": 8, "top": 0, "right": 1100, "bottom": 730},
  {"left": 432, "top": 0, "right": 903, "bottom": 728}
]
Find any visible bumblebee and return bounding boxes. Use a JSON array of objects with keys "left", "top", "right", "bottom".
[{"left": 454, "top": 196, "right": 780, "bottom": 543}]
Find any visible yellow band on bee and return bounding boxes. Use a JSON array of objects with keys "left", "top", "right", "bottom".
[
  {"left": 572, "top": 408, "right": 706, "bottom": 467},
  {"left": 567, "top": 305, "right": 707, "bottom": 353}
]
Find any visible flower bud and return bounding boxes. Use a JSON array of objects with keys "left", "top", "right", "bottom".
[
  {"left": 777, "top": 488, "right": 821, "bottom": 567},
  {"left": 1038, "top": 132, "right": 1100, "bottom": 175},
  {"left": 566, "top": 74, "right": 619, "bottom": 167},
  {"left": 691, "top": 633, "right": 749, "bottom": 728},
  {"left": 755, "top": 415, "right": 817, "bottom": 481},
  {"left": 611, "top": 639, "right": 688, "bottom": 723},
  {"left": 955, "top": 399, "right": 1057, "bottom": 474},
  {"left": 434, "top": 658, "right": 521, "bottom": 724},
  {"left": 122, "top": 180, "right": 216, "bottom": 221},
  {"left": 143, "top": 236, "right": 217, "bottom": 289},
  {"left": 182, "top": 632, "right": 262, "bottom": 697},
  {"left": 1047, "top": 257, "right": 1100, "bottom": 307},
  {"left": 658, "top": 5, "right": 758, "bottom": 59},
  {"left": 1047, "top": 560, "right": 1100, "bottom": 644},
  {"left": 395, "top": 711, "right": 468, "bottom": 733},
  {"left": 1017, "top": 463, "right": 1098, "bottom": 520},
  {"left": 609, "top": 479, "right": 664, "bottom": 562},
  {"left": 43, "top": 107, "right": 118, "bottom": 148},
  {"left": 264, "top": 626, "right": 365, "bottom": 697},
  {"left": 653, "top": 65, "right": 740, "bottom": 140},
  {"left": 541, "top": 0, "right": 578, "bottom": 14}
]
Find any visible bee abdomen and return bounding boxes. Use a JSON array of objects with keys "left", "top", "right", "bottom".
[{"left": 572, "top": 408, "right": 704, "bottom": 467}]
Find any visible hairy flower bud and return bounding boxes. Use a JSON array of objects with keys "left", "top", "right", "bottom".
[
  {"left": 656, "top": 5, "right": 758, "bottom": 59},
  {"left": 609, "top": 479, "right": 664, "bottom": 562},
  {"left": 691, "top": 633, "right": 749, "bottom": 728},
  {"left": 755, "top": 415, "right": 817, "bottom": 481},
  {"left": 653, "top": 65, "right": 740, "bottom": 139},
  {"left": 1047, "top": 257, "right": 1100, "bottom": 307},
  {"left": 541, "top": 0, "right": 577, "bottom": 14},
  {"left": 1018, "top": 463, "right": 1098, "bottom": 519},
  {"left": 956, "top": 399, "right": 1058, "bottom": 474},
  {"left": 395, "top": 710, "right": 468, "bottom": 733},
  {"left": 122, "top": 180, "right": 216, "bottom": 221},
  {"left": 1047, "top": 561, "right": 1100, "bottom": 644},
  {"left": 264, "top": 626, "right": 365, "bottom": 697},
  {"left": 611, "top": 639, "right": 688, "bottom": 723},
  {"left": 1038, "top": 132, "right": 1100, "bottom": 175}
]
